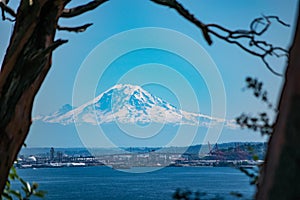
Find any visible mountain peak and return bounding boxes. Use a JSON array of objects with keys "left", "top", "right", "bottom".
[
  {"left": 107, "top": 84, "right": 148, "bottom": 99},
  {"left": 111, "top": 84, "right": 142, "bottom": 91},
  {"left": 36, "top": 84, "right": 233, "bottom": 128}
]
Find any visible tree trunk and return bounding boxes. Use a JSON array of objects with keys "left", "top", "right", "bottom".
[
  {"left": 0, "top": 0, "right": 68, "bottom": 193},
  {"left": 256, "top": 4, "right": 300, "bottom": 200}
]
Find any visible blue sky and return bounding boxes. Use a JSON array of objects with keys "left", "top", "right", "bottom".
[{"left": 0, "top": 0, "right": 298, "bottom": 147}]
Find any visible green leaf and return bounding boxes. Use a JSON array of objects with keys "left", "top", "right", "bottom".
[
  {"left": 253, "top": 155, "right": 259, "bottom": 161},
  {"left": 1, "top": 192, "right": 13, "bottom": 200},
  {"left": 11, "top": 166, "right": 17, "bottom": 176},
  {"left": 32, "top": 182, "right": 38, "bottom": 190},
  {"left": 33, "top": 190, "right": 47, "bottom": 198},
  {"left": 5, "top": 180, "right": 11, "bottom": 188},
  {"left": 9, "top": 190, "right": 22, "bottom": 200},
  {"left": 5, "top": 165, "right": 46, "bottom": 200},
  {"left": 21, "top": 181, "right": 32, "bottom": 194}
]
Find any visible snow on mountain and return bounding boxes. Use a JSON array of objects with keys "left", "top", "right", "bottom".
[
  {"left": 36, "top": 84, "right": 234, "bottom": 128},
  {"left": 34, "top": 104, "right": 75, "bottom": 123}
]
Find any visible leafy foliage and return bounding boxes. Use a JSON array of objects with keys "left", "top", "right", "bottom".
[
  {"left": 239, "top": 144, "right": 264, "bottom": 188},
  {"left": 243, "top": 77, "right": 274, "bottom": 109},
  {"left": 236, "top": 112, "right": 273, "bottom": 135},
  {"left": 236, "top": 77, "right": 276, "bottom": 136},
  {"left": 172, "top": 189, "right": 225, "bottom": 200},
  {"left": 239, "top": 167, "right": 260, "bottom": 186},
  {"left": 1, "top": 166, "right": 46, "bottom": 200},
  {"left": 235, "top": 77, "right": 274, "bottom": 191}
]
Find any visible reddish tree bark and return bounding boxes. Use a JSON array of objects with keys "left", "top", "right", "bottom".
[
  {"left": 256, "top": 5, "right": 300, "bottom": 200},
  {"left": 0, "top": 0, "right": 299, "bottom": 199},
  {"left": 0, "top": 0, "right": 69, "bottom": 193},
  {"left": 0, "top": 0, "right": 106, "bottom": 195}
]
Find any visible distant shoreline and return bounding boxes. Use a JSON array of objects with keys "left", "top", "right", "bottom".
[{"left": 17, "top": 142, "right": 265, "bottom": 170}]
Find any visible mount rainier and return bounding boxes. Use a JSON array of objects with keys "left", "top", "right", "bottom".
[{"left": 36, "top": 84, "right": 234, "bottom": 128}]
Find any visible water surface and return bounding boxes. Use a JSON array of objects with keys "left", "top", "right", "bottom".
[{"left": 16, "top": 166, "right": 254, "bottom": 200}]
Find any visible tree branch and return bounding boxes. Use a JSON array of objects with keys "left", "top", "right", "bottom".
[
  {"left": 57, "top": 23, "right": 93, "bottom": 33},
  {"left": 0, "top": 0, "right": 16, "bottom": 21},
  {"left": 61, "top": 0, "right": 108, "bottom": 18},
  {"left": 152, "top": 0, "right": 289, "bottom": 76},
  {"left": 151, "top": 0, "right": 212, "bottom": 45},
  {"left": 29, "top": 39, "right": 68, "bottom": 61}
]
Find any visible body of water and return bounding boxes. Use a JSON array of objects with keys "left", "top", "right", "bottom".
[{"left": 15, "top": 166, "right": 255, "bottom": 200}]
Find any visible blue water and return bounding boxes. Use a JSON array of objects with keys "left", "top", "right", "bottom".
[{"left": 15, "top": 166, "right": 254, "bottom": 200}]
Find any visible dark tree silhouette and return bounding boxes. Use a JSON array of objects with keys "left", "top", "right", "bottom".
[
  {"left": 0, "top": 0, "right": 108, "bottom": 194},
  {"left": 0, "top": 0, "right": 299, "bottom": 199},
  {"left": 256, "top": 8, "right": 300, "bottom": 200}
]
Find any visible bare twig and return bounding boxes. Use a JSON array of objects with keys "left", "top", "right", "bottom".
[
  {"left": 151, "top": 0, "right": 212, "bottom": 45},
  {"left": 0, "top": 0, "right": 16, "bottom": 21},
  {"left": 62, "top": 0, "right": 108, "bottom": 18},
  {"left": 57, "top": 23, "right": 93, "bottom": 33},
  {"left": 151, "top": 0, "right": 289, "bottom": 76}
]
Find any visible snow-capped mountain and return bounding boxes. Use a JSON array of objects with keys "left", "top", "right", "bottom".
[{"left": 36, "top": 84, "right": 233, "bottom": 127}]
